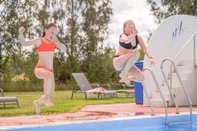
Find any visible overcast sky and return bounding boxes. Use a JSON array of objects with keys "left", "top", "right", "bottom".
[
  {"left": 107, "top": 0, "right": 160, "bottom": 48},
  {"left": 0, "top": 0, "right": 161, "bottom": 49}
]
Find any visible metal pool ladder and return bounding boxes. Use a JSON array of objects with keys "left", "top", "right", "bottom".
[
  {"left": 142, "top": 67, "right": 168, "bottom": 124},
  {"left": 141, "top": 82, "right": 155, "bottom": 116},
  {"left": 161, "top": 58, "right": 193, "bottom": 125}
]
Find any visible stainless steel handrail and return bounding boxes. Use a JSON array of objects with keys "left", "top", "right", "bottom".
[
  {"left": 141, "top": 82, "right": 154, "bottom": 116},
  {"left": 166, "top": 31, "right": 196, "bottom": 124},
  {"left": 143, "top": 67, "right": 168, "bottom": 124},
  {"left": 161, "top": 58, "right": 193, "bottom": 125},
  {"left": 161, "top": 59, "right": 179, "bottom": 115},
  {"left": 134, "top": 69, "right": 155, "bottom": 116},
  {"left": 173, "top": 31, "right": 197, "bottom": 68}
]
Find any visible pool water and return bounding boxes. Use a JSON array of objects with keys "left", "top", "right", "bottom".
[{"left": 2, "top": 113, "right": 197, "bottom": 131}]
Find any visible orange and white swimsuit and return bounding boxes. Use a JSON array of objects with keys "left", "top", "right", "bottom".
[{"left": 35, "top": 38, "right": 56, "bottom": 72}]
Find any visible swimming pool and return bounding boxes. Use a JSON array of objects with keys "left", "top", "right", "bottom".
[{"left": 2, "top": 113, "right": 197, "bottom": 131}]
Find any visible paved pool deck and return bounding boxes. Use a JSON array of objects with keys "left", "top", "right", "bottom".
[{"left": 0, "top": 103, "right": 196, "bottom": 130}]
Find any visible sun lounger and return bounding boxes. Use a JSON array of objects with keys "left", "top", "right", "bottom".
[
  {"left": 71, "top": 73, "right": 118, "bottom": 99},
  {"left": 0, "top": 88, "right": 20, "bottom": 108},
  {"left": 114, "top": 84, "right": 135, "bottom": 97}
]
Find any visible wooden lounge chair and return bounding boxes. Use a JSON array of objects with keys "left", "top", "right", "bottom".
[
  {"left": 71, "top": 73, "right": 118, "bottom": 99},
  {"left": 0, "top": 88, "right": 20, "bottom": 108}
]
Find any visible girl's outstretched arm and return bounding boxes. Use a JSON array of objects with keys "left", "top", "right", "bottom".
[{"left": 18, "top": 26, "right": 40, "bottom": 47}]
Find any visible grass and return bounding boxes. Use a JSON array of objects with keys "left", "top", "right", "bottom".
[{"left": 0, "top": 90, "right": 135, "bottom": 117}]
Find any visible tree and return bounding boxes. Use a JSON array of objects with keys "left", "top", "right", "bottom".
[
  {"left": 147, "top": 0, "right": 197, "bottom": 24},
  {"left": 0, "top": 0, "right": 114, "bottom": 90},
  {"left": 64, "top": 0, "right": 113, "bottom": 83}
]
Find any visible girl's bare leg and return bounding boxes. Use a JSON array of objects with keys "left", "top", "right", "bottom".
[
  {"left": 33, "top": 68, "right": 55, "bottom": 114},
  {"left": 113, "top": 51, "right": 140, "bottom": 84},
  {"left": 42, "top": 71, "right": 54, "bottom": 106},
  {"left": 33, "top": 100, "right": 40, "bottom": 115},
  {"left": 120, "top": 66, "right": 145, "bottom": 85},
  {"left": 119, "top": 51, "right": 140, "bottom": 78},
  {"left": 49, "top": 76, "right": 55, "bottom": 100}
]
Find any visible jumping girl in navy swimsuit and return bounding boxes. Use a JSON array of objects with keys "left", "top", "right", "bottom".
[{"left": 113, "top": 20, "right": 155, "bottom": 85}]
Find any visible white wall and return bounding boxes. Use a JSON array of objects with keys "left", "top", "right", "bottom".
[{"left": 143, "top": 15, "right": 197, "bottom": 106}]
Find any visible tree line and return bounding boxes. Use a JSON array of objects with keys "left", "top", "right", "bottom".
[
  {"left": 1, "top": 0, "right": 196, "bottom": 91},
  {"left": 0, "top": 0, "right": 122, "bottom": 91}
]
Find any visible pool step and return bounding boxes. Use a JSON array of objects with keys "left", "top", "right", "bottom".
[
  {"left": 143, "top": 60, "right": 195, "bottom": 108},
  {"left": 179, "top": 59, "right": 197, "bottom": 66},
  {"left": 144, "top": 98, "right": 167, "bottom": 107},
  {"left": 151, "top": 92, "right": 171, "bottom": 100},
  {"left": 175, "top": 65, "right": 193, "bottom": 73}
]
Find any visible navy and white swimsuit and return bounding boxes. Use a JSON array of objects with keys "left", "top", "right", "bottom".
[
  {"left": 119, "top": 34, "right": 139, "bottom": 50},
  {"left": 114, "top": 34, "right": 139, "bottom": 58}
]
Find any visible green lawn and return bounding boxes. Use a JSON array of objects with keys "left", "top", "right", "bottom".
[{"left": 0, "top": 90, "right": 135, "bottom": 117}]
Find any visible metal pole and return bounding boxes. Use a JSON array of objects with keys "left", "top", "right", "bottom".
[
  {"left": 194, "top": 36, "right": 196, "bottom": 68},
  {"left": 142, "top": 83, "right": 154, "bottom": 116}
]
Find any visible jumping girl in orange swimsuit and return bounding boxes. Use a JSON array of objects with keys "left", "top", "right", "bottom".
[{"left": 18, "top": 23, "right": 67, "bottom": 114}]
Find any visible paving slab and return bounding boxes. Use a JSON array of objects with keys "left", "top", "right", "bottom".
[{"left": 0, "top": 103, "right": 196, "bottom": 129}]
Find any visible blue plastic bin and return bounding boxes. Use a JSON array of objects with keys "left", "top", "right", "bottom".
[{"left": 134, "top": 61, "right": 143, "bottom": 104}]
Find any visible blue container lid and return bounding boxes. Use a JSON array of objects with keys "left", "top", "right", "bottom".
[{"left": 135, "top": 61, "right": 143, "bottom": 65}]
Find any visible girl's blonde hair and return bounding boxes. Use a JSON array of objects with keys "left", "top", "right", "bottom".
[{"left": 123, "top": 20, "right": 134, "bottom": 33}]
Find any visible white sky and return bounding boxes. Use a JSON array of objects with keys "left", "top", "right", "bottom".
[{"left": 107, "top": 0, "right": 160, "bottom": 48}]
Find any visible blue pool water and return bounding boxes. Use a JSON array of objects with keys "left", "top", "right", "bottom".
[{"left": 2, "top": 113, "right": 197, "bottom": 131}]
